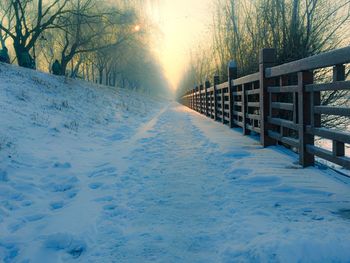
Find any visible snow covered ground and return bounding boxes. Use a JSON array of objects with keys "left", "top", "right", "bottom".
[{"left": 1, "top": 63, "right": 350, "bottom": 263}]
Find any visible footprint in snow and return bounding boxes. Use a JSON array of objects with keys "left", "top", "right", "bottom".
[
  {"left": 272, "top": 185, "right": 334, "bottom": 196},
  {"left": 103, "top": 204, "right": 117, "bottom": 211},
  {"left": 0, "top": 241, "right": 19, "bottom": 262},
  {"left": 43, "top": 175, "right": 79, "bottom": 201},
  {"left": 226, "top": 168, "right": 253, "bottom": 180},
  {"left": 89, "top": 166, "right": 117, "bottom": 178},
  {"left": 138, "top": 137, "right": 153, "bottom": 144},
  {"left": 222, "top": 150, "right": 251, "bottom": 160},
  {"left": 44, "top": 233, "right": 86, "bottom": 259},
  {"left": 21, "top": 200, "right": 33, "bottom": 207},
  {"left": 50, "top": 201, "right": 65, "bottom": 210},
  {"left": 53, "top": 162, "right": 72, "bottom": 169},
  {"left": 25, "top": 213, "right": 46, "bottom": 222},
  {"left": 94, "top": 196, "right": 114, "bottom": 203},
  {"left": 8, "top": 220, "right": 26, "bottom": 233},
  {"left": 0, "top": 170, "right": 8, "bottom": 182},
  {"left": 107, "top": 133, "right": 124, "bottom": 141},
  {"left": 239, "top": 175, "right": 282, "bottom": 186},
  {"left": 88, "top": 182, "right": 103, "bottom": 190}
]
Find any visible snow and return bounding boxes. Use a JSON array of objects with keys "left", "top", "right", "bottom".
[{"left": 1, "top": 63, "right": 350, "bottom": 262}]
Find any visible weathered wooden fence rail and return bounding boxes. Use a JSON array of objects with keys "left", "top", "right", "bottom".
[{"left": 179, "top": 47, "right": 350, "bottom": 169}]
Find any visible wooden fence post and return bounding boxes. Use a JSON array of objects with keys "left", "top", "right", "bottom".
[
  {"left": 205, "top": 80, "right": 210, "bottom": 117},
  {"left": 298, "top": 71, "right": 314, "bottom": 167},
  {"left": 195, "top": 86, "right": 198, "bottom": 112},
  {"left": 221, "top": 81, "right": 225, "bottom": 124},
  {"left": 259, "top": 48, "right": 277, "bottom": 147},
  {"left": 242, "top": 84, "right": 250, "bottom": 135},
  {"left": 228, "top": 61, "right": 238, "bottom": 128},
  {"left": 213, "top": 75, "right": 219, "bottom": 121},
  {"left": 192, "top": 88, "right": 196, "bottom": 110},
  {"left": 199, "top": 84, "right": 204, "bottom": 114},
  {"left": 332, "top": 64, "right": 346, "bottom": 157}
]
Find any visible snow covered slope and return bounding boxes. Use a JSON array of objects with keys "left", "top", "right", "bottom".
[
  {"left": 1, "top": 63, "right": 350, "bottom": 263},
  {"left": 0, "top": 63, "right": 166, "bottom": 262}
]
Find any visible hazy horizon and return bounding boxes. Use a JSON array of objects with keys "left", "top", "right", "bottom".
[{"left": 147, "top": 0, "right": 212, "bottom": 90}]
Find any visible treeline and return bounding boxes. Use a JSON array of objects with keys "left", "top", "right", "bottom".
[
  {"left": 177, "top": 0, "right": 350, "bottom": 97},
  {"left": 0, "top": 0, "right": 169, "bottom": 96}
]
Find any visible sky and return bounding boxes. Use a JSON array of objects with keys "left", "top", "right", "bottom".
[{"left": 146, "top": 0, "right": 213, "bottom": 90}]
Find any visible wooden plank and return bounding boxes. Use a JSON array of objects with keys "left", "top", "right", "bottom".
[
  {"left": 266, "top": 46, "right": 350, "bottom": 77},
  {"left": 306, "top": 145, "right": 350, "bottom": 169},
  {"left": 333, "top": 140, "right": 345, "bottom": 157},
  {"left": 228, "top": 61, "right": 238, "bottom": 128},
  {"left": 247, "top": 102, "right": 260, "bottom": 108},
  {"left": 305, "top": 80, "right": 350, "bottom": 92},
  {"left": 232, "top": 72, "right": 260, "bottom": 86},
  {"left": 246, "top": 124, "right": 261, "bottom": 134},
  {"left": 314, "top": 106, "right": 350, "bottom": 117},
  {"left": 293, "top": 92, "right": 297, "bottom": 124},
  {"left": 271, "top": 102, "right": 294, "bottom": 111},
  {"left": 268, "top": 117, "right": 299, "bottom": 130},
  {"left": 298, "top": 71, "right": 314, "bottom": 167},
  {"left": 268, "top": 130, "right": 299, "bottom": 148},
  {"left": 246, "top": 114, "right": 260, "bottom": 120},
  {"left": 216, "top": 81, "right": 229, "bottom": 90},
  {"left": 233, "top": 111, "right": 243, "bottom": 117},
  {"left": 267, "top": 85, "right": 298, "bottom": 93},
  {"left": 242, "top": 84, "right": 249, "bottom": 135},
  {"left": 260, "top": 48, "right": 277, "bottom": 147},
  {"left": 205, "top": 81, "right": 210, "bottom": 117},
  {"left": 306, "top": 126, "right": 350, "bottom": 144},
  {"left": 213, "top": 75, "right": 219, "bottom": 121},
  {"left": 246, "top": 89, "right": 260, "bottom": 95},
  {"left": 233, "top": 119, "right": 244, "bottom": 128},
  {"left": 221, "top": 86, "right": 225, "bottom": 124},
  {"left": 330, "top": 65, "right": 346, "bottom": 157}
]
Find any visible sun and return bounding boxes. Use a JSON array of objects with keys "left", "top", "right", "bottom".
[{"left": 134, "top": 25, "right": 141, "bottom": 32}]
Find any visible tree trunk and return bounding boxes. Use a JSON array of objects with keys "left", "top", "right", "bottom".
[
  {"left": 105, "top": 70, "right": 109, "bottom": 86},
  {"left": 60, "top": 59, "right": 69, "bottom": 76},
  {"left": 92, "top": 64, "right": 95, "bottom": 83},
  {"left": 14, "top": 42, "right": 36, "bottom": 69},
  {"left": 99, "top": 69, "right": 103, "bottom": 84}
]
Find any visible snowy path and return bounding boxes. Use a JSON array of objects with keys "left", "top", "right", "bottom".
[
  {"left": 2, "top": 101, "right": 350, "bottom": 262},
  {"left": 89, "top": 103, "right": 350, "bottom": 262}
]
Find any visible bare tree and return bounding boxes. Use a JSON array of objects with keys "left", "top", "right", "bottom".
[
  {"left": 211, "top": 0, "right": 350, "bottom": 77},
  {"left": 0, "top": 0, "right": 69, "bottom": 68},
  {"left": 0, "top": 0, "right": 14, "bottom": 50},
  {"left": 45, "top": 0, "right": 137, "bottom": 76}
]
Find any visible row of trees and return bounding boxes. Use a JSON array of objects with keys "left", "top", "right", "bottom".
[
  {"left": 0, "top": 0, "right": 169, "bottom": 96},
  {"left": 177, "top": 0, "right": 350, "bottom": 97}
]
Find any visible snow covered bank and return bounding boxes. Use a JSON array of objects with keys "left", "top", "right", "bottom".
[
  {"left": 1, "top": 63, "right": 350, "bottom": 263},
  {"left": 0, "top": 63, "right": 166, "bottom": 262}
]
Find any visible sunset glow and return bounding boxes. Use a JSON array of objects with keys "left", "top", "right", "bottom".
[
  {"left": 147, "top": 0, "right": 212, "bottom": 90},
  {"left": 134, "top": 24, "right": 141, "bottom": 32}
]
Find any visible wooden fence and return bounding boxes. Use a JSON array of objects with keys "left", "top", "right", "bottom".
[{"left": 179, "top": 47, "right": 350, "bottom": 169}]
